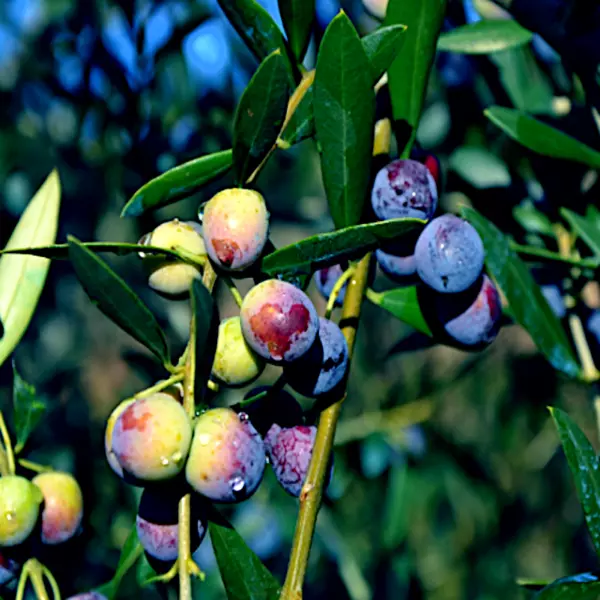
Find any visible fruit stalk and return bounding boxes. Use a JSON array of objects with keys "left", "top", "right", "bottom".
[
  {"left": 178, "top": 261, "right": 217, "bottom": 600},
  {"left": 280, "top": 253, "right": 371, "bottom": 600}
]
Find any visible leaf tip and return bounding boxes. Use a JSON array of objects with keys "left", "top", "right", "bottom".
[{"left": 121, "top": 196, "right": 143, "bottom": 218}]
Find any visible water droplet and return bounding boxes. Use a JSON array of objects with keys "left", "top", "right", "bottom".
[
  {"left": 232, "top": 439, "right": 239, "bottom": 449},
  {"left": 229, "top": 476, "right": 245, "bottom": 496},
  {"left": 198, "top": 433, "right": 211, "bottom": 446},
  {"left": 5, "top": 511, "right": 15, "bottom": 522},
  {"left": 172, "top": 451, "right": 183, "bottom": 464},
  {"left": 161, "top": 457, "right": 170, "bottom": 466},
  {"left": 238, "top": 412, "right": 249, "bottom": 422}
]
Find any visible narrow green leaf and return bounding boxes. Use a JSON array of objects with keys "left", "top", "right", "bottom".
[
  {"left": 485, "top": 106, "right": 600, "bottom": 168},
  {"left": 438, "top": 20, "right": 532, "bottom": 54},
  {"left": 279, "top": 26, "right": 406, "bottom": 148},
  {"left": 0, "top": 243, "right": 183, "bottom": 262},
  {"left": 362, "top": 24, "right": 408, "bottom": 84},
  {"left": 12, "top": 365, "right": 46, "bottom": 454},
  {"left": 233, "top": 51, "right": 290, "bottom": 185},
  {"left": 510, "top": 242, "right": 599, "bottom": 270},
  {"left": 209, "top": 515, "right": 281, "bottom": 600},
  {"left": 516, "top": 578, "right": 551, "bottom": 591},
  {"left": 278, "top": 0, "right": 314, "bottom": 62},
  {"left": 191, "top": 280, "right": 219, "bottom": 405},
  {"left": 550, "top": 407, "right": 600, "bottom": 560},
  {"left": 217, "top": 0, "right": 294, "bottom": 77},
  {"left": 461, "top": 208, "right": 580, "bottom": 378},
  {"left": 68, "top": 237, "right": 170, "bottom": 366},
  {"left": 366, "top": 286, "right": 432, "bottom": 336},
  {"left": 121, "top": 150, "right": 233, "bottom": 217},
  {"left": 261, "top": 218, "right": 423, "bottom": 276},
  {"left": 96, "top": 525, "right": 143, "bottom": 600},
  {"left": 561, "top": 208, "right": 600, "bottom": 257},
  {"left": 382, "top": 463, "right": 409, "bottom": 549},
  {"left": 136, "top": 554, "right": 159, "bottom": 587},
  {"left": 534, "top": 572, "right": 600, "bottom": 599},
  {"left": 384, "top": 0, "right": 447, "bottom": 155},
  {"left": 0, "top": 170, "right": 61, "bottom": 368},
  {"left": 314, "top": 12, "right": 375, "bottom": 229}
]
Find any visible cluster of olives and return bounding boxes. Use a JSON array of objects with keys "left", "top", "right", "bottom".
[
  {"left": 105, "top": 188, "right": 350, "bottom": 565},
  {"left": 318, "top": 158, "right": 502, "bottom": 348},
  {"left": 0, "top": 471, "right": 83, "bottom": 584}
]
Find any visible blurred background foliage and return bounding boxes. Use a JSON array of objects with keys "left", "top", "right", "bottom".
[{"left": 1, "top": 0, "right": 600, "bottom": 598}]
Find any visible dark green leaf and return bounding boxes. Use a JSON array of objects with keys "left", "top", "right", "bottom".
[
  {"left": 278, "top": 0, "right": 314, "bottom": 62},
  {"left": 314, "top": 12, "right": 375, "bottom": 229},
  {"left": 279, "top": 87, "right": 314, "bottom": 147},
  {"left": 550, "top": 407, "right": 600, "bottom": 560},
  {"left": 68, "top": 237, "right": 171, "bottom": 366},
  {"left": 461, "top": 208, "right": 580, "bottom": 378},
  {"left": 279, "top": 26, "right": 407, "bottom": 148},
  {"left": 217, "top": 0, "right": 294, "bottom": 77},
  {"left": 233, "top": 51, "right": 290, "bottom": 185},
  {"left": 136, "top": 554, "right": 159, "bottom": 587},
  {"left": 121, "top": 150, "right": 233, "bottom": 217},
  {"left": 516, "top": 578, "right": 551, "bottom": 591},
  {"left": 534, "top": 572, "right": 600, "bottom": 599},
  {"left": 384, "top": 0, "right": 447, "bottom": 155},
  {"left": 191, "top": 280, "right": 219, "bottom": 405},
  {"left": 362, "top": 24, "right": 408, "bottom": 85},
  {"left": 366, "top": 286, "right": 432, "bottom": 336},
  {"left": 438, "top": 20, "right": 532, "bottom": 54},
  {"left": 562, "top": 208, "right": 600, "bottom": 257},
  {"left": 0, "top": 242, "right": 183, "bottom": 262},
  {"left": 209, "top": 515, "right": 281, "bottom": 600},
  {"left": 12, "top": 364, "right": 46, "bottom": 453},
  {"left": 485, "top": 106, "right": 600, "bottom": 168},
  {"left": 96, "top": 525, "right": 143, "bottom": 600},
  {"left": 262, "top": 218, "right": 423, "bottom": 276}
]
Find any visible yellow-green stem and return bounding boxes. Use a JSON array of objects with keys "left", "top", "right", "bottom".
[
  {"left": 280, "top": 253, "right": 371, "bottom": 600},
  {"left": 178, "top": 262, "right": 217, "bottom": 600},
  {"left": 40, "top": 565, "right": 61, "bottom": 600},
  {"left": 223, "top": 276, "right": 244, "bottom": 308},
  {"left": 18, "top": 458, "right": 53, "bottom": 474},
  {"left": 134, "top": 372, "right": 185, "bottom": 400},
  {"left": 0, "top": 412, "right": 15, "bottom": 473},
  {"left": 324, "top": 265, "right": 356, "bottom": 320}
]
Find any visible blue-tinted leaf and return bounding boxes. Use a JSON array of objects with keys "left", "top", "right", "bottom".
[
  {"left": 549, "top": 407, "right": 600, "bottom": 560},
  {"left": 121, "top": 150, "right": 233, "bottom": 217},
  {"left": 68, "top": 238, "right": 170, "bottom": 366},
  {"left": 314, "top": 12, "right": 375, "bottom": 229},
  {"left": 12, "top": 365, "right": 46, "bottom": 454},
  {"left": 535, "top": 572, "right": 600, "bottom": 599},
  {"left": 462, "top": 208, "right": 580, "bottom": 378}
]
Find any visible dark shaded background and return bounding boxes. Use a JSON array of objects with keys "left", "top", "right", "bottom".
[{"left": 1, "top": 0, "right": 600, "bottom": 598}]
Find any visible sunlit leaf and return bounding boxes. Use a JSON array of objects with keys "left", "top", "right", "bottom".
[
  {"left": 314, "top": 12, "right": 375, "bottom": 229},
  {"left": 462, "top": 208, "right": 580, "bottom": 378},
  {"left": 12, "top": 365, "right": 46, "bottom": 454},
  {"left": 121, "top": 150, "right": 233, "bottom": 217},
  {"left": 485, "top": 106, "right": 600, "bottom": 167},
  {"left": 261, "top": 218, "right": 422, "bottom": 277},
  {"left": 366, "top": 286, "right": 432, "bottom": 336},
  {"left": 550, "top": 408, "right": 600, "bottom": 560},
  {"left": 68, "top": 238, "right": 171, "bottom": 366},
  {"left": 209, "top": 514, "right": 281, "bottom": 600},
  {"left": 233, "top": 51, "right": 290, "bottom": 184},
  {"left": 438, "top": 20, "right": 532, "bottom": 54},
  {"left": 0, "top": 170, "right": 61, "bottom": 368}
]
